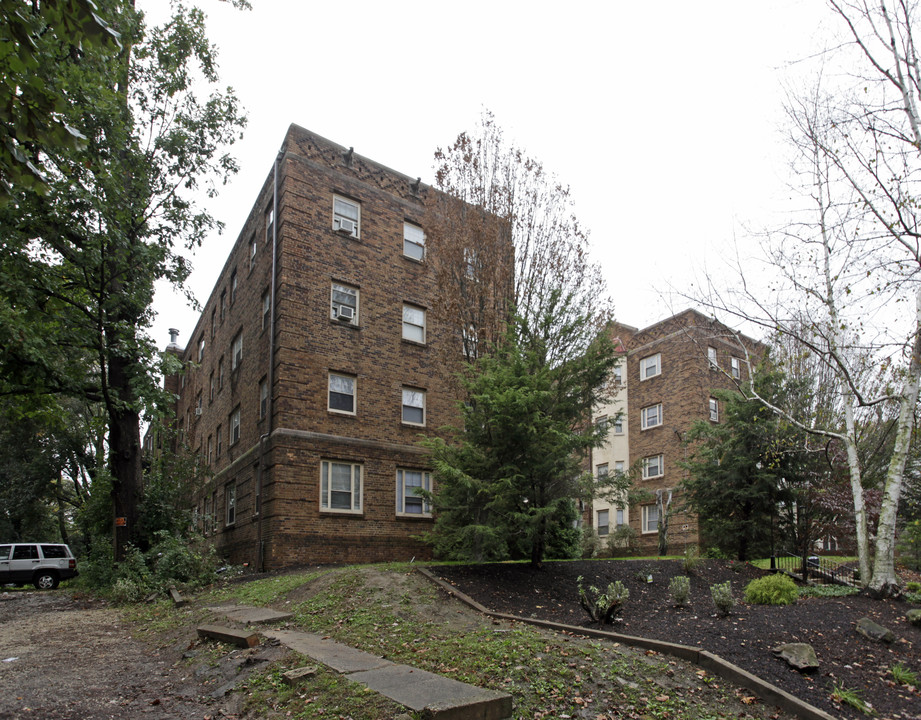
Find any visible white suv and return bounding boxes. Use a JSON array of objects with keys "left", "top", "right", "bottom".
[{"left": 0, "top": 543, "right": 79, "bottom": 590}]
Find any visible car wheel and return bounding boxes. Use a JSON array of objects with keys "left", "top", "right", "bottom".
[{"left": 34, "top": 572, "right": 59, "bottom": 590}]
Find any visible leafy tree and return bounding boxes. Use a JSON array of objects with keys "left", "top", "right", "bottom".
[
  {"left": 0, "top": 0, "right": 246, "bottom": 560},
  {"left": 423, "top": 292, "right": 621, "bottom": 566}
]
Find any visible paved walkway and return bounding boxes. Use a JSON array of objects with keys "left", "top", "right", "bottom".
[{"left": 209, "top": 605, "right": 512, "bottom": 720}]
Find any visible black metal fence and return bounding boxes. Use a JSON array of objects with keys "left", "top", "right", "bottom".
[{"left": 770, "top": 553, "right": 860, "bottom": 586}]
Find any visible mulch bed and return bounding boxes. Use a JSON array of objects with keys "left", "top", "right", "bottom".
[{"left": 434, "top": 559, "right": 921, "bottom": 720}]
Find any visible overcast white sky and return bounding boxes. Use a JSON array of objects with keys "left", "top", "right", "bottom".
[{"left": 146, "top": 0, "right": 834, "bottom": 350}]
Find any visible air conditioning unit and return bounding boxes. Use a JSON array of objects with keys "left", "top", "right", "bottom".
[
  {"left": 195, "top": 407, "right": 202, "bottom": 416},
  {"left": 337, "top": 218, "right": 356, "bottom": 235},
  {"left": 337, "top": 306, "right": 355, "bottom": 321}
]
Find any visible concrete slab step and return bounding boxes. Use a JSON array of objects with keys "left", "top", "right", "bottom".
[
  {"left": 261, "top": 628, "right": 512, "bottom": 720},
  {"left": 207, "top": 605, "right": 294, "bottom": 625},
  {"left": 197, "top": 624, "right": 259, "bottom": 648}
]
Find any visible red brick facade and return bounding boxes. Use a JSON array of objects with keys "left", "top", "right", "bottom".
[
  {"left": 592, "top": 310, "right": 762, "bottom": 555},
  {"left": 159, "top": 125, "right": 466, "bottom": 570}
]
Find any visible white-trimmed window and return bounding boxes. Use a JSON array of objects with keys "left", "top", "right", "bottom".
[
  {"left": 249, "top": 237, "right": 257, "bottom": 269},
  {"left": 731, "top": 357, "right": 741, "bottom": 379},
  {"left": 595, "top": 416, "right": 608, "bottom": 433},
  {"left": 403, "top": 222, "right": 425, "bottom": 261},
  {"left": 396, "top": 468, "right": 431, "bottom": 516},
  {"left": 259, "top": 378, "right": 269, "bottom": 419},
  {"left": 230, "top": 407, "right": 241, "bottom": 445},
  {"left": 597, "top": 509, "right": 610, "bottom": 536},
  {"left": 230, "top": 270, "right": 238, "bottom": 305},
  {"left": 615, "top": 507, "right": 626, "bottom": 528},
  {"left": 462, "top": 325, "right": 478, "bottom": 358},
  {"left": 218, "top": 356, "right": 225, "bottom": 389},
  {"left": 231, "top": 332, "right": 243, "bottom": 371},
  {"left": 708, "top": 346, "right": 718, "bottom": 369},
  {"left": 265, "top": 205, "right": 274, "bottom": 243},
  {"left": 331, "top": 282, "right": 359, "bottom": 324},
  {"left": 596, "top": 463, "right": 609, "bottom": 481},
  {"left": 642, "top": 505, "right": 659, "bottom": 534},
  {"left": 642, "top": 454, "right": 664, "bottom": 479},
  {"left": 216, "top": 424, "right": 222, "bottom": 457},
  {"left": 225, "top": 483, "right": 236, "bottom": 526},
  {"left": 197, "top": 335, "right": 205, "bottom": 362},
  {"left": 207, "top": 435, "right": 213, "bottom": 465},
  {"left": 464, "top": 248, "right": 478, "bottom": 279},
  {"left": 320, "top": 460, "right": 362, "bottom": 513},
  {"left": 262, "top": 290, "right": 271, "bottom": 330},
  {"left": 640, "top": 353, "right": 661, "bottom": 380},
  {"left": 209, "top": 371, "right": 215, "bottom": 402},
  {"left": 613, "top": 363, "right": 623, "bottom": 384},
  {"left": 329, "top": 373, "right": 356, "bottom": 414},
  {"left": 402, "top": 387, "right": 425, "bottom": 425},
  {"left": 333, "top": 196, "right": 360, "bottom": 237},
  {"left": 613, "top": 416, "right": 624, "bottom": 434},
  {"left": 641, "top": 403, "right": 662, "bottom": 429},
  {"left": 402, "top": 304, "right": 426, "bottom": 343},
  {"left": 614, "top": 460, "right": 625, "bottom": 476},
  {"left": 709, "top": 397, "right": 719, "bottom": 422}
]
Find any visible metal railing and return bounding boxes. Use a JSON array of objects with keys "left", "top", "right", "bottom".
[{"left": 770, "top": 553, "right": 860, "bottom": 586}]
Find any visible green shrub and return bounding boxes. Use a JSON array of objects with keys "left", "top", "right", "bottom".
[
  {"left": 581, "top": 526, "right": 601, "bottom": 558},
  {"left": 705, "top": 547, "right": 730, "bottom": 559},
  {"left": 905, "top": 590, "right": 921, "bottom": 604},
  {"left": 710, "top": 581, "right": 735, "bottom": 616},
  {"left": 577, "top": 575, "right": 629, "bottom": 625},
  {"left": 906, "top": 581, "right": 921, "bottom": 593},
  {"left": 799, "top": 584, "right": 860, "bottom": 598},
  {"left": 669, "top": 575, "right": 691, "bottom": 606},
  {"left": 744, "top": 574, "right": 799, "bottom": 605},
  {"left": 607, "top": 525, "right": 636, "bottom": 555},
  {"left": 683, "top": 545, "right": 701, "bottom": 574},
  {"left": 147, "top": 532, "right": 219, "bottom": 588}
]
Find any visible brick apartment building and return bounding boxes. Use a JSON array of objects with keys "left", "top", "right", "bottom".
[
  {"left": 589, "top": 309, "right": 761, "bottom": 555},
  {"left": 152, "top": 124, "right": 480, "bottom": 570}
]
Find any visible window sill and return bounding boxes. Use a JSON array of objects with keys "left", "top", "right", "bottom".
[
  {"left": 319, "top": 509, "right": 363, "bottom": 517},
  {"left": 328, "top": 409, "right": 357, "bottom": 418},
  {"left": 402, "top": 254, "right": 425, "bottom": 265},
  {"left": 396, "top": 513, "right": 433, "bottom": 520},
  {"left": 401, "top": 421, "right": 426, "bottom": 429},
  {"left": 330, "top": 319, "right": 360, "bottom": 330},
  {"left": 401, "top": 338, "right": 426, "bottom": 348}
]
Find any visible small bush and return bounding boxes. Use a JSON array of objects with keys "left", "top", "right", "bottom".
[
  {"left": 607, "top": 525, "right": 636, "bottom": 555},
  {"left": 581, "top": 526, "right": 601, "bottom": 558},
  {"left": 906, "top": 581, "right": 921, "bottom": 593},
  {"left": 905, "top": 590, "right": 921, "bottom": 604},
  {"left": 577, "top": 575, "right": 629, "bottom": 625},
  {"left": 705, "top": 547, "right": 730, "bottom": 559},
  {"left": 683, "top": 545, "right": 700, "bottom": 574},
  {"left": 710, "top": 581, "right": 735, "bottom": 616},
  {"left": 669, "top": 575, "right": 691, "bottom": 606},
  {"left": 744, "top": 574, "right": 798, "bottom": 605}
]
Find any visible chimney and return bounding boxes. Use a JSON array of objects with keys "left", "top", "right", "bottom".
[{"left": 167, "top": 328, "right": 180, "bottom": 349}]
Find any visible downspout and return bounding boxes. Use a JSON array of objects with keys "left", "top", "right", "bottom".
[{"left": 256, "top": 147, "right": 282, "bottom": 572}]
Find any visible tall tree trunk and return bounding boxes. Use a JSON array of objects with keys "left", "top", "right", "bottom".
[
  {"left": 108, "top": 355, "right": 142, "bottom": 561},
  {"left": 869, "top": 287, "right": 921, "bottom": 596}
]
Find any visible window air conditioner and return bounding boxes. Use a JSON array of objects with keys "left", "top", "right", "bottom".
[
  {"left": 195, "top": 407, "right": 202, "bottom": 416},
  {"left": 337, "top": 218, "right": 355, "bottom": 235},
  {"left": 337, "top": 306, "right": 355, "bottom": 321}
]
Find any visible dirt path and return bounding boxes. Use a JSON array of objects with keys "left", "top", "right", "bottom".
[{"left": 0, "top": 589, "right": 219, "bottom": 720}]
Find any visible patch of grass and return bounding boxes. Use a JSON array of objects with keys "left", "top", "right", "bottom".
[
  {"left": 798, "top": 584, "right": 860, "bottom": 598},
  {"left": 209, "top": 570, "right": 327, "bottom": 606},
  {"left": 831, "top": 682, "right": 876, "bottom": 716},
  {"left": 890, "top": 663, "right": 919, "bottom": 686}
]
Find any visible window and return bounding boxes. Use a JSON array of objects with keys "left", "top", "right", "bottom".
[
  {"left": 614, "top": 460, "right": 625, "bottom": 475},
  {"left": 333, "top": 196, "right": 360, "bottom": 237},
  {"left": 220, "top": 290, "right": 226, "bottom": 322},
  {"left": 642, "top": 505, "right": 659, "bottom": 534},
  {"left": 615, "top": 507, "right": 626, "bottom": 528},
  {"left": 641, "top": 403, "right": 662, "bottom": 429},
  {"left": 613, "top": 363, "right": 623, "bottom": 384},
  {"left": 403, "top": 222, "right": 425, "bottom": 260},
  {"left": 642, "top": 454, "right": 664, "bottom": 479},
  {"left": 396, "top": 468, "right": 431, "bottom": 516},
  {"left": 464, "top": 248, "right": 478, "bottom": 279},
  {"left": 230, "top": 270, "right": 238, "bottom": 305},
  {"left": 596, "top": 463, "right": 609, "bottom": 481},
  {"left": 231, "top": 332, "right": 243, "bottom": 371},
  {"left": 401, "top": 387, "right": 425, "bottom": 425},
  {"left": 328, "top": 373, "right": 355, "bottom": 414},
  {"left": 731, "top": 357, "right": 741, "bottom": 379},
  {"left": 197, "top": 335, "right": 205, "bottom": 362},
  {"left": 402, "top": 304, "right": 425, "bottom": 343},
  {"left": 210, "top": 309, "right": 216, "bottom": 339},
  {"left": 216, "top": 425, "right": 223, "bottom": 457},
  {"left": 218, "top": 356, "right": 225, "bottom": 390},
  {"left": 640, "top": 353, "right": 661, "bottom": 379},
  {"left": 462, "top": 325, "right": 478, "bottom": 358},
  {"left": 708, "top": 346, "right": 718, "bottom": 369},
  {"left": 195, "top": 392, "right": 202, "bottom": 416},
  {"left": 613, "top": 417, "right": 624, "bottom": 434},
  {"left": 230, "top": 407, "right": 241, "bottom": 445},
  {"left": 320, "top": 460, "right": 362, "bottom": 513},
  {"left": 597, "top": 509, "right": 610, "bottom": 536},
  {"left": 595, "top": 416, "right": 608, "bottom": 432},
  {"left": 207, "top": 435, "right": 213, "bottom": 465},
  {"left": 209, "top": 371, "right": 215, "bottom": 402},
  {"left": 262, "top": 290, "right": 271, "bottom": 330},
  {"left": 259, "top": 378, "right": 268, "bottom": 419},
  {"left": 265, "top": 205, "right": 274, "bottom": 243},
  {"left": 330, "top": 282, "right": 358, "bottom": 324},
  {"left": 709, "top": 397, "right": 719, "bottom": 422},
  {"left": 249, "top": 237, "right": 257, "bottom": 270},
  {"left": 226, "top": 483, "right": 236, "bottom": 526}
]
